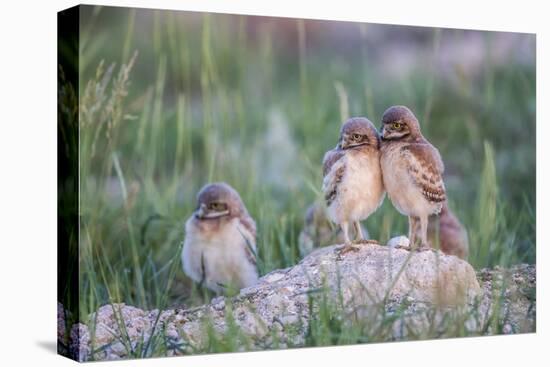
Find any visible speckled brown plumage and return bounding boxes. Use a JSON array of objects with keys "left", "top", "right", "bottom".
[
  {"left": 401, "top": 144, "right": 446, "bottom": 203},
  {"left": 323, "top": 151, "right": 345, "bottom": 207},
  {"left": 380, "top": 105, "right": 447, "bottom": 249},
  {"left": 322, "top": 117, "right": 385, "bottom": 248}
]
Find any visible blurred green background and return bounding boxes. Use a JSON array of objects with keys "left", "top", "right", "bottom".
[{"left": 75, "top": 5, "right": 535, "bottom": 318}]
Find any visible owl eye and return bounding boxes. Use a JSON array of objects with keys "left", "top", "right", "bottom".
[
  {"left": 352, "top": 133, "right": 362, "bottom": 140},
  {"left": 392, "top": 122, "right": 402, "bottom": 129},
  {"left": 209, "top": 202, "right": 228, "bottom": 211}
]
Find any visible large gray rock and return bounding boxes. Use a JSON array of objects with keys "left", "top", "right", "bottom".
[{"left": 64, "top": 244, "right": 535, "bottom": 361}]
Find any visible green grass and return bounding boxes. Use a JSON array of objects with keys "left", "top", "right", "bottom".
[{"left": 66, "top": 5, "right": 536, "bottom": 357}]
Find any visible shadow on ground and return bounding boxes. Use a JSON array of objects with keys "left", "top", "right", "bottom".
[{"left": 36, "top": 340, "right": 57, "bottom": 355}]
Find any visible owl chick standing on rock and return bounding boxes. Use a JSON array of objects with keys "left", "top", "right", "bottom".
[
  {"left": 182, "top": 182, "right": 258, "bottom": 294},
  {"left": 322, "top": 117, "right": 385, "bottom": 253},
  {"left": 379, "top": 105, "right": 446, "bottom": 250}
]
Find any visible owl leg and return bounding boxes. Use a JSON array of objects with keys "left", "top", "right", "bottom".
[
  {"left": 417, "top": 215, "right": 431, "bottom": 251},
  {"left": 408, "top": 216, "right": 418, "bottom": 247},
  {"left": 354, "top": 221, "right": 364, "bottom": 240},
  {"left": 335, "top": 221, "right": 360, "bottom": 255},
  {"left": 431, "top": 215, "right": 441, "bottom": 251},
  {"left": 341, "top": 221, "right": 351, "bottom": 244},
  {"left": 354, "top": 221, "right": 378, "bottom": 245}
]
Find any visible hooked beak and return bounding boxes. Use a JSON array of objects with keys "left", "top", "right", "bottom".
[
  {"left": 343, "top": 141, "right": 368, "bottom": 150},
  {"left": 379, "top": 125, "right": 387, "bottom": 140},
  {"left": 195, "top": 203, "right": 207, "bottom": 219}
]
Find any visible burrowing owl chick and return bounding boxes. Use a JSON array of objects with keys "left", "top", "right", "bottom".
[
  {"left": 298, "top": 202, "right": 369, "bottom": 256},
  {"left": 417, "top": 201, "right": 469, "bottom": 259},
  {"left": 322, "top": 117, "right": 385, "bottom": 251},
  {"left": 380, "top": 105, "right": 446, "bottom": 249},
  {"left": 182, "top": 182, "right": 258, "bottom": 293}
]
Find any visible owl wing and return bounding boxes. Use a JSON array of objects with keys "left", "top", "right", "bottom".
[
  {"left": 401, "top": 143, "right": 446, "bottom": 203},
  {"left": 238, "top": 215, "right": 257, "bottom": 267},
  {"left": 322, "top": 148, "right": 346, "bottom": 207},
  {"left": 322, "top": 148, "right": 344, "bottom": 177}
]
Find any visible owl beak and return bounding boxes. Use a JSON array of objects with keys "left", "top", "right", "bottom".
[
  {"left": 196, "top": 203, "right": 207, "bottom": 219},
  {"left": 380, "top": 125, "right": 387, "bottom": 139},
  {"left": 204, "top": 210, "right": 230, "bottom": 218}
]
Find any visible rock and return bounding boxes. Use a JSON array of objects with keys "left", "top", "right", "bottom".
[
  {"left": 69, "top": 323, "right": 91, "bottom": 362},
  {"left": 387, "top": 235, "right": 410, "bottom": 249},
  {"left": 57, "top": 302, "right": 67, "bottom": 349},
  {"left": 476, "top": 263, "right": 536, "bottom": 334},
  {"left": 66, "top": 243, "right": 535, "bottom": 361}
]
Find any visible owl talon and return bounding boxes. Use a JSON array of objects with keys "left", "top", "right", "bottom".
[
  {"left": 354, "top": 239, "right": 379, "bottom": 245},
  {"left": 415, "top": 245, "right": 432, "bottom": 252},
  {"left": 394, "top": 244, "right": 410, "bottom": 251},
  {"left": 335, "top": 243, "right": 360, "bottom": 256}
]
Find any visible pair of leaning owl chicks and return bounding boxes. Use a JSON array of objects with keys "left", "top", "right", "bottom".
[
  {"left": 182, "top": 105, "right": 467, "bottom": 294},
  {"left": 320, "top": 105, "right": 467, "bottom": 257}
]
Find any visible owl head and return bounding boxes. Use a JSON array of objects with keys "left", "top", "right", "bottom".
[
  {"left": 194, "top": 182, "right": 247, "bottom": 220},
  {"left": 380, "top": 105, "right": 422, "bottom": 141},
  {"left": 338, "top": 117, "right": 380, "bottom": 150}
]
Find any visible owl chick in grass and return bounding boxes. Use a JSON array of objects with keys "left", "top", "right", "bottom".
[
  {"left": 416, "top": 201, "right": 469, "bottom": 259},
  {"left": 182, "top": 182, "right": 258, "bottom": 294},
  {"left": 298, "top": 202, "right": 369, "bottom": 257},
  {"left": 380, "top": 105, "right": 446, "bottom": 250},
  {"left": 322, "top": 117, "right": 385, "bottom": 253}
]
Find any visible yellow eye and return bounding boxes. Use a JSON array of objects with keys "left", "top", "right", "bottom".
[
  {"left": 352, "top": 133, "right": 362, "bottom": 140},
  {"left": 209, "top": 202, "right": 227, "bottom": 211},
  {"left": 392, "top": 122, "right": 402, "bottom": 129}
]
